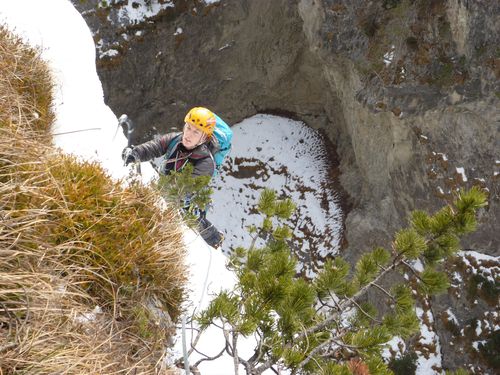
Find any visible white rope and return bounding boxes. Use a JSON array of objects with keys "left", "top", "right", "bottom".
[
  {"left": 181, "top": 315, "right": 190, "bottom": 374},
  {"left": 197, "top": 246, "right": 213, "bottom": 312},
  {"left": 180, "top": 236, "right": 214, "bottom": 374}
]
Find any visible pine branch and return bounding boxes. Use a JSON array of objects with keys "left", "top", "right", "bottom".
[
  {"left": 329, "top": 290, "right": 342, "bottom": 312},
  {"left": 317, "top": 339, "right": 360, "bottom": 366},
  {"left": 233, "top": 331, "right": 240, "bottom": 375},
  {"left": 317, "top": 295, "right": 336, "bottom": 311},
  {"left": 285, "top": 199, "right": 475, "bottom": 361},
  {"left": 195, "top": 188, "right": 486, "bottom": 373},
  {"left": 253, "top": 358, "right": 277, "bottom": 375},
  {"left": 348, "top": 297, "right": 381, "bottom": 324},
  {"left": 250, "top": 234, "right": 258, "bottom": 250},
  {"left": 294, "top": 333, "right": 355, "bottom": 373},
  {"left": 247, "top": 330, "right": 265, "bottom": 366},
  {"left": 291, "top": 339, "right": 332, "bottom": 375},
  {"left": 339, "top": 254, "right": 403, "bottom": 309},
  {"left": 188, "top": 365, "right": 201, "bottom": 375},
  {"left": 189, "top": 341, "right": 214, "bottom": 360},
  {"left": 238, "top": 355, "right": 252, "bottom": 374},
  {"left": 187, "top": 319, "right": 203, "bottom": 357},
  {"left": 295, "top": 255, "right": 403, "bottom": 342},
  {"left": 401, "top": 260, "right": 424, "bottom": 282},
  {"left": 371, "top": 282, "right": 394, "bottom": 300},
  {"left": 192, "top": 347, "right": 226, "bottom": 368},
  {"left": 249, "top": 228, "right": 265, "bottom": 250},
  {"left": 223, "top": 326, "right": 234, "bottom": 357}
]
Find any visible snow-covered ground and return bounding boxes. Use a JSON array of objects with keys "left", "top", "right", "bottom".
[
  {"left": 211, "top": 114, "right": 343, "bottom": 276},
  {"left": 102, "top": 0, "right": 175, "bottom": 26},
  {"left": 415, "top": 307, "right": 442, "bottom": 374}
]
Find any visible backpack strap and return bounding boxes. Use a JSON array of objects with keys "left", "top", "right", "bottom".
[
  {"left": 165, "top": 134, "right": 182, "bottom": 159},
  {"left": 162, "top": 134, "right": 217, "bottom": 176},
  {"left": 207, "top": 150, "right": 217, "bottom": 176},
  {"left": 160, "top": 134, "right": 189, "bottom": 174}
]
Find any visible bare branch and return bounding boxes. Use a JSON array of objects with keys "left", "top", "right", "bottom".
[
  {"left": 249, "top": 228, "right": 265, "bottom": 250},
  {"left": 372, "top": 282, "right": 394, "bottom": 300},
  {"left": 316, "top": 295, "right": 335, "bottom": 312},
  {"left": 223, "top": 326, "right": 234, "bottom": 356},
  {"left": 238, "top": 355, "right": 252, "bottom": 374},
  {"left": 247, "top": 330, "right": 264, "bottom": 365},
  {"left": 193, "top": 347, "right": 226, "bottom": 368},
  {"left": 402, "top": 260, "right": 424, "bottom": 282},
  {"left": 232, "top": 331, "right": 240, "bottom": 375},
  {"left": 347, "top": 297, "right": 381, "bottom": 324},
  {"left": 188, "top": 318, "right": 204, "bottom": 357},
  {"left": 295, "top": 255, "right": 405, "bottom": 342},
  {"left": 253, "top": 358, "right": 277, "bottom": 375},
  {"left": 292, "top": 339, "right": 332, "bottom": 375}
]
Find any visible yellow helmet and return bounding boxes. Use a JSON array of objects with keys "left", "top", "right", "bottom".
[{"left": 184, "top": 107, "right": 216, "bottom": 136}]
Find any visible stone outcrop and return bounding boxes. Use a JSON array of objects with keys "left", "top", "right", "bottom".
[{"left": 73, "top": 0, "right": 499, "bottom": 372}]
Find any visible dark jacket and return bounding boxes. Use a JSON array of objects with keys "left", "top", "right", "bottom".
[{"left": 131, "top": 132, "right": 218, "bottom": 177}]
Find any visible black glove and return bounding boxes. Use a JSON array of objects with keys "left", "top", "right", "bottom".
[{"left": 122, "top": 147, "right": 138, "bottom": 166}]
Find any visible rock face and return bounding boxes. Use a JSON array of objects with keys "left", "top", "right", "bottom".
[{"left": 73, "top": 0, "right": 498, "bottom": 372}]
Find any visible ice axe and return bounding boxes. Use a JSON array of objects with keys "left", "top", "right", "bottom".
[{"left": 118, "top": 114, "right": 142, "bottom": 176}]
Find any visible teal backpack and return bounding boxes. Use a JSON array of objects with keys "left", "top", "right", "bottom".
[
  {"left": 165, "top": 113, "right": 233, "bottom": 175},
  {"left": 210, "top": 114, "right": 233, "bottom": 171}
]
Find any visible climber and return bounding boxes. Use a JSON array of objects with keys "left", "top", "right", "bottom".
[{"left": 121, "top": 107, "right": 225, "bottom": 249}]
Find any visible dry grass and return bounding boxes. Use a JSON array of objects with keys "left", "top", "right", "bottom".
[
  {"left": 0, "top": 26, "right": 54, "bottom": 136},
  {"left": 0, "top": 25, "right": 187, "bottom": 374}
]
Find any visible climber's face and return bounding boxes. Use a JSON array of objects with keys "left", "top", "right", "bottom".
[{"left": 182, "top": 122, "right": 206, "bottom": 150}]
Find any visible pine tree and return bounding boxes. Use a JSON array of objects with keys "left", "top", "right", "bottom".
[
  {"left": 185, "top": 187, "right": 487, "bottom": 374},
  {"left": 156, "top": 163, "right": 213, "bottom": 223}
]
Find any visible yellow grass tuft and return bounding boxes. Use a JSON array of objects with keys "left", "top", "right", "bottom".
[
  {"left": 0, "top": 25, "right": 54, "bottom": 136},
  {"left": 0, "top": 24, "right": 187, "bottom": 374}
]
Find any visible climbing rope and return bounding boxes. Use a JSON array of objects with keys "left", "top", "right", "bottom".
[{"left": 181, "top": 235, "right": 214, "bottom": 374}]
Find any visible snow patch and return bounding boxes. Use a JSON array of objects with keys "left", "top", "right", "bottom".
[
  {"left": 411, "top": 259, "right": 425, "bottom": 272},
  {"left": 113, "top": 0, "right": 174, "bottom": 25},
  {"left": 218, "top": 43, "right": 232, "bottom": 51},
  {"left": 383, "top": 45, "right": 395, "bottom": 66},
  {"left": 458, "top": 250, "right": 499, "bottom": 284},
  {"left": 415, "top": 307, "right": 442, "bottom": 374},
  {"left": 475, "top": 319, "right": 482, "bottom": 336},
  {"left": 459, "top": 250, "right": 498, "bottom": 262},
  {"left": 472, "top": 340, "right": 486, "bottom": 351},
  {"left": 74, "top": 305, "right": 103, "bottom": 324},
  {"left": 451, "top": 271, "right": 463, "bottom": 284},
  {"left": 100, "top": 48, "right": 119, "bottom": 58},
  {"left": 445, "top": 308, "right": 459, "bottom": 326},
  {"left": 456, "top": 167, "right": 467, "bottom": 181},
  {"left": 436, "top": 152, "right": 448, "bottom": 161},
  {"left": 210, "top": 114, "right": 343, "bottom": 276},
  {"left": 382, "top": 336, "right": 405, "bottom": 359}
]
